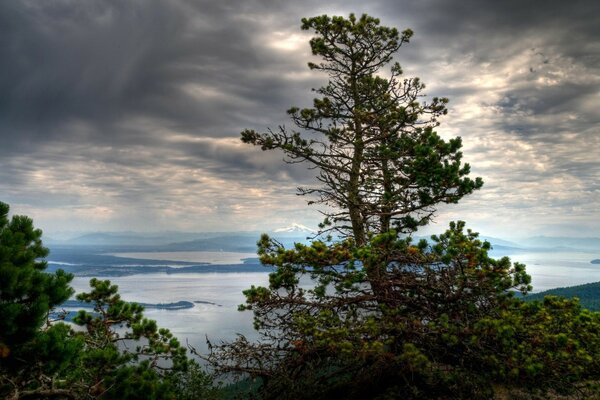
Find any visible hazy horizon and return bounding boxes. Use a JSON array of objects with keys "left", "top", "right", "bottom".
[{"left": 41, "top": 226, "right": 600, "bottom": 249}]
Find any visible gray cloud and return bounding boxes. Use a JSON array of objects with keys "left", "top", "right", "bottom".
[
  {"left": 0, "top": 1, "right": 310, "bottom": 144},
  {"left": 1, "top": 0, "right": 599, "bottom": 237}
]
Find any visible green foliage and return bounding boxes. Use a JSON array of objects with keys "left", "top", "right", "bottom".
[
  {"left": 0, "top": 201, "right": 74, "bottom": 352},
  {"left": 210, "top": 223, "right": 541, "bottom": 399},
  {"left": 3, "top": 277, "right": 220, "bottom": 400},
  {"left": 0, "top": 201, "right": 80, "bottom": 399},
  {"left": 70, "top": 278, "right": 223, "bottom": 399},
  {"left": 471, "top": 296, "right": 600, "bottom": 394},
  {"left": 0, "top": 201, "right": 219, "bottom": 399},
  {"left": 213, "top": 225, "right": 600, "bottom": 399},
  {"left": 524, "top": 281, "right": 600, "bottom": 311}
]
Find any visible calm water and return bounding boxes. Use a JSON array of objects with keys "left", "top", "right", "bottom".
[
  {"left": 70, "top": 272, "right": 270, "bottom": 354},
  {"left": 67, "top": 250, "right": 600, "bottom": 356},
  {"left": 509, "top": 251, "right": 600, "bottom": 292}
]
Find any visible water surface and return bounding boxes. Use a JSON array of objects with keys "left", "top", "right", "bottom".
[
  {"left": 65, "top": 249, "right": 600, "bottom": 357},
  {"left": 70, "top": 272, "right": 270, "bottom": 354}
]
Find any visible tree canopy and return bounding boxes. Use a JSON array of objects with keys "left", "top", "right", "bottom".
[
  {"left": 0, "top": 201, "right": 73, "bottom": 356},
  {"left": 209, "top": 14, "right": 600, "bottom": 400}
]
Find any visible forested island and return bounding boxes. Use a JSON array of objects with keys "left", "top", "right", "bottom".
[
  {"left": 54, "top": 300, "right": 197, "bottom": 323},
  {"left": 61, "top": 299, "right": 195, "bottom": 310}
]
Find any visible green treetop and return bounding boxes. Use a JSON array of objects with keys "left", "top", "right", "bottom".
[
  {"left": 242, "top": 14, "right": 482, "bottom": 245},
  {"left": 0, "top": 201, "right": 73, "bottom": 354}
]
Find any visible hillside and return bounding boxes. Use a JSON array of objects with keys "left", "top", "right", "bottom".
[{"left": 524, "top": 281, "right": 600, "bottom": 311}]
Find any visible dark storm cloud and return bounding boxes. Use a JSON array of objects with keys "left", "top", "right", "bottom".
[
  {"left": 372, "top": 0, "right": 600, "bottom": 54},
  {"left": 0, "top": 1, "right": 309, "bottom": 149},
  {"left": 0, "top": 0, "right": 321, "bottom": 197}
]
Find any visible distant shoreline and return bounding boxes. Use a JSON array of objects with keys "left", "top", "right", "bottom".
[{"left": 108, "top": 250, "right": 258, "bottom": 265}]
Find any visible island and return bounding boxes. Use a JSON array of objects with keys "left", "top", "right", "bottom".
[
  {"left": 592, "top": 259, "right": 600, "bottom": 264},
  {"left": 60, "top": 299, "right": 195, "bottom": 310},
  {"left": 194, "top": 300, "right": 222, "bottom": 306}
]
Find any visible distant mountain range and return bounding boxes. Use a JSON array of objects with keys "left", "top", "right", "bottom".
[
  {"left": 517, "top": 236, "right": 600, "bottom": 252},
  {"left": 160, "top": 235, "right": 260, "bottom": 252},
  {"left": 45, "top": 231, "right": 258, "bottom": 247},
  {"left": 46, "top": 229, "right": 313, "bottom": 252},
  {"left": 45, "top": 228, "right": 599, "bottom": 255}
]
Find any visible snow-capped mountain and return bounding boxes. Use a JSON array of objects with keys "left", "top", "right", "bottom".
[{"left": 273, "top": 223, "right": 316, "bottom": 233}]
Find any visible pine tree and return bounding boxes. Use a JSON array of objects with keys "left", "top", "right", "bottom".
[
  {"left": 0, "top": 201, "right": 77, "bottom": 398},
  {"left": 0, "top": 202, "right": 218, "bottom": 399},
  {"left": 0, "top": 201, "right": 73, "bottom": 355},
  {"left": 242, "top": 14, "right": 482, "bottom": 244},
  {"left": 209, "top": 14, "right": 600, "bottom": 399}
]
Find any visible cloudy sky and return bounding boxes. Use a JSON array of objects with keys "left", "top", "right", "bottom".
[{"left": 1, "top": 0, "right": 599, "bottom": 240}]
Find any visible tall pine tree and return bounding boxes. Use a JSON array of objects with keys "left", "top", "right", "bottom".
[
  {"left": 242, "top": 14, "right": 482, "bottom": 244},
  {"left": 209, "top": 14, "right": 600, "bottom": 400}
]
